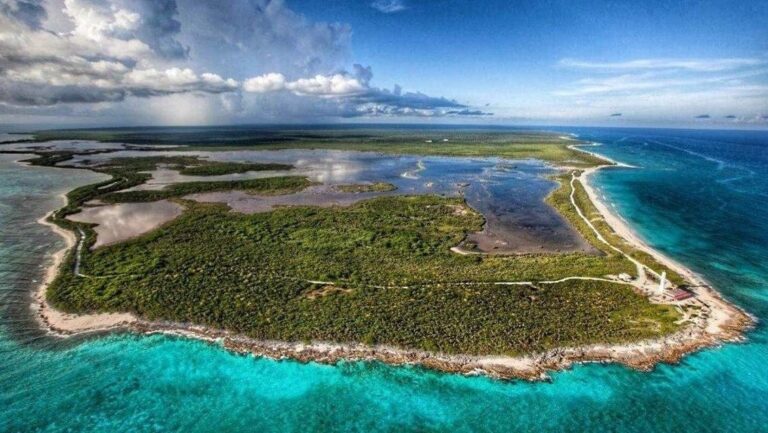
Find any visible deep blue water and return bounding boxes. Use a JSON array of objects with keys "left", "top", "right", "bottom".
[{"left": 1, "top": 127, "right": 767, "bottom": 432}]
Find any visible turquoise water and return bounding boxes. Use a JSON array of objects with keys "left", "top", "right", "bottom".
[{"left": 1, "top": 128, "right": 767, "bottom": 432}]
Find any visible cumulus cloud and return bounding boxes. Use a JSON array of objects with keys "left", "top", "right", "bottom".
[
  {"left": 244, "top": 66, "right": 489, "bottom": 117},
  {"left": 244, "top": 72, "right": 368, "bottom": 98},
  {"left": 286, "top": 74, "right": 367, "bottom": 96},
  {"left": 0, "top": 1, "right": 239, "bottom": 106},
  {"left": 124, "top": 68, "right": 238, "bottom": 96},
  {"left": 176, "top": 0, "right": 351, "bottom": 77},
  {"left": 0, "top": 0, "right": 486, "bottom": 122},
  {"left": 243, "top": 73, "right": 287, "bottom": 93},
  {"left": 371, "top": 0, "right": 407, "bottom": 13},
  {"left": 63, "top": 0, "right": 188, "bottom": 59}
]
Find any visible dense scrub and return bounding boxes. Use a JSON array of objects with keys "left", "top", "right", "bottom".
[
  {"left": 102, "top": 176, "right": 311, "bottom": 203},
  {"left": 546, "top": 171, "right": 685, "bottom": 285},
  {"left": 335, "top": 182, "right": 397, "bottom": 193},
  {"left": 49, "top": 195, "right": 678, "bottom": 355},
  {"left": 178, "top": 161, "right": 291, "bottom": 176},
  {"left": 4, "top": 133, "right": 683, "bottom": 355},
  {"left": 574, "top": 174, "right": 679, "bottom": 278},
  {"left": 32, "top": 128, "right": 605, "bottom": 167},
  {"left": 99, "top": 155, "right": 292, "bottom": 175}
]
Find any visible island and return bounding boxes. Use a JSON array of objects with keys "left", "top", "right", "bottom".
[{"left": 1, "top": 128, "right": 752, "bottom": 380}]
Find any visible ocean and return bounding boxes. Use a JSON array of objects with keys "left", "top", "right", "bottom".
[{"left": 0, "top": 127, "right": 766, "bottom": 432}]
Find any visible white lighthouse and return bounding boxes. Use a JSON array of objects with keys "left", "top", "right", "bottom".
[{"left": 659, "top": 271, "right": 667, "bottom": 294}]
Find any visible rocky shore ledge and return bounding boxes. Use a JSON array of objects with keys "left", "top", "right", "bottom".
[{"left": 125, "top": 299, "right": 750, "bottom": 381}]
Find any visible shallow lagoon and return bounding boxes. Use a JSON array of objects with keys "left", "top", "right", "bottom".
[
  {"left": 67, "top": 200, "right": 184, "bottom": 248},
  {"left": 68, "top": 147, "right": 594, "bottom": 254},
  {"left": 1, "top": 139, "right": 128, "bottom": 152}
]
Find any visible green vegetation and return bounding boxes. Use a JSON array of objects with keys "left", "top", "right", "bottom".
[
  {"left": 98, "top": 155, "right": 292, "bottom": 176},
  {"left": 23, "top": 151, "right": 76, "bottom": 166},
  {"left": 570, "top": 172, "right": 685, "bottom": 285},
  {"left": 102, "top": 176, "right": 311, "bottom": 203},
  {"left": 31, "top": 128, "right": 605, "bottom": 167},
  {"left": 252, "top": 140, "right": 602, "bottom": 167},
  {"left": 4, "top": 129, "right": 685, "bottom": 356},
  {"left": 335, "top": 182, "right": 397, "bottom": 193},
  {"left": 20, "top": 153, "right": 307, "bottom": 204},
  {"left": 99, "top": 155, "right": 204, "bottom": 171},
  {"left": 546, "top": 171, "right": 684, "bottom": 285},
  {"left": 49, "top": 195, "right": 678, "bottom": 355},
  {"left": 178, "top": 161, "right": 291, "bottom": 176}
]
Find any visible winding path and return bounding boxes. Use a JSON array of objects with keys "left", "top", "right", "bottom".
[
  {"left": 73, "top": 227, "right": 86, "bottom": 277},
  {"left": 569, "top": 171, "right": 652, "bottom": 287}
]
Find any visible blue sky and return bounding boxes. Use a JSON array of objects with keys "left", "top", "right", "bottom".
[{"left": 0, "top": 0, "right": 766, "bottom": 128}]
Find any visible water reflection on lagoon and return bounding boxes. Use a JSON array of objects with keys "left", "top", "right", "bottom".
[
  {"left": 2, "top": 140, "right": 128, "bottom": 152},
  {"left": 65, "top": 146, "right": 595, "bottom": 254},
  {"left": 67, "top": 200, "right": 183, "bottom": 248}
]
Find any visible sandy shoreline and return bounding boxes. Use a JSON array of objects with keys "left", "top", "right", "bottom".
[
  {"left": 32, "top": 208, "right": 137, "bottom": 335},
  {"left": 29, "top": 148, "right": 754, "bottom": 381}
]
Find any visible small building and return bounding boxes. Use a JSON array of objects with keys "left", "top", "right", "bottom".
[{"left": 671, "top": 288, "right": 694, "bottom": 301}]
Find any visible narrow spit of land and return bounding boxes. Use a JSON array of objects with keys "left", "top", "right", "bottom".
[{"left": 1, "top": 132, "right": 752, "bottom": 380}]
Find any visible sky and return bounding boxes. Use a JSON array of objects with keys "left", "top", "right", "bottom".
[{"left": 0, "top": 0, "right": 766, "bottom": 129}]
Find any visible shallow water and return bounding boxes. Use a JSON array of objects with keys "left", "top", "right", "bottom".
[
  {"left": 188, "top": 184, "right": 396, "bottom": 214},
  {"left": 1, "top": 128, "right": 768, "bottom": 432},
  {"left": 67, "top": 200, "right": 184, "bottom": 248},
  {"left": 70, "top": 148, "right": 592, "bottom": 254},
  {"left": 0, "top": 133, "right": 33, "bottom": 143},
  {"left": 123, "top": 168, "right": 296, "bottom": 191},
  {"left": 1, "top": 139, "right": 128, "bottom": 152}
]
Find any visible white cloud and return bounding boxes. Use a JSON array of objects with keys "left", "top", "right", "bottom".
[
  {"left": 62, "top": 0, "right": 188, "bottom": 59},
  {"left": 559, "top": 57, "right": 766, "bottom": 72},
  {"left": 244, "top": 72, "right": 368, "bottom": 98},
  {"left": 176, "top": 0, "right": 351, "bottom": 77},
  {"left": 548, "top": 56, "right": 768, "bottom": 122},
  {"left": 285, "top": 74, "right": 367, "bottom": 96},
  {"left": 0, "top": 0, "right": 486, "bottom": 123},
  {"left": 0, "top": 2, "right": 236, "bottom": 106},
  {"left": 553, "top": 67, "right": 768, "bottom": 97},
  {"left": 124, "top": 68, "right": 238, "bottom": 95},
  {"left": 243, "top": 73, "right": 287, "bottom": 93},
  {"left": 371, "top": 0, "right": 407, "bottom": 13},
  {"left": 242, "top": 69, "right": 490, "bottom": 118}
]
